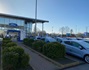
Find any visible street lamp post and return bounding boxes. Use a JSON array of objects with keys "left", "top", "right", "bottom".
[
  {"left": 35, "top": 0, "right": 37, "bottom": 35},
  {"left": 86, "top": 26, "right": 88, "bottom": 32}
]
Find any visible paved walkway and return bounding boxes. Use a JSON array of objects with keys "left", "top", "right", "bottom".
[
  {"left": 0, "top": 42, "right": 1, "bottom": 70},
  {"left": 16, "top": 42, "right": 60, "bottom": 70}
]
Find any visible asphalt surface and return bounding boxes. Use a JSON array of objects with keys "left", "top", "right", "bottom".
[
  {"left": 64, "top": 54, "right": 89, "bottom": 70},
  {"left": 65, "top": 64, "right": 89, "bottom": 70}
]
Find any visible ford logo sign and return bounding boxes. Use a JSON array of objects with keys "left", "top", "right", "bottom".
[{"left": 9, "top": 23, "right": 18, "bottom": 27}]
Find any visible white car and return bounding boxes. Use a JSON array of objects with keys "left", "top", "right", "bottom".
[{"left": 62, "top": 40, "right": 89, "bottom": 63}]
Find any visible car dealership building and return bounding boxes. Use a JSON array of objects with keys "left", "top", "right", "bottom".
[{"left": 0, "top": 13, "right": 48, "bottom": 41}]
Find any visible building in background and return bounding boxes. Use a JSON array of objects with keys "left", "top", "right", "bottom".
[{"left": 0, "top": 13, "right": 48, "bottom": 41}]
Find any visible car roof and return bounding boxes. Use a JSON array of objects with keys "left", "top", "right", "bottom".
[
  {"left": 64, "top": 39, "right": 83, "bottom": 42},
  {"left": 46, "top": 36, "right": 54, "bottom": 39},
  {"left": 64, "top": 40, "right": 89, "bottom": 49},
  {"left": 56, "top": 37, "right": 67, "bottom": 40}
]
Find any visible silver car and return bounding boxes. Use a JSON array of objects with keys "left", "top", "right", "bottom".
[
  {"left": 55, "top": 37, "right": 67, "bottom": 43},
  {"left": 45, "top": 36, "right": 57, "bottom": 43},
  {"left": 62, "top": 40, "right": 89, "bottom": 63}
]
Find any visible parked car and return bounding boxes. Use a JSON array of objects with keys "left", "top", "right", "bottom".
[
  {"left": 62, "top": 40, "right": 89, "bottom": 63},
  {"left": 28, "top": 36, "right": 35, "bottom": 40},
  {"left": 66, "top": 37, "right": 83, "bottom": 40},
  {"left": 55, "top": 37, "right": 67, "bottom": 43},
  {"left": 44, "top": 36, "right": 57, "bottom": 43},
  {"left": 82, "top": 40, "right": 89, "bottom": 44},
  {"left": 34, "top": 36, "right": 42, "bottom": 40}
]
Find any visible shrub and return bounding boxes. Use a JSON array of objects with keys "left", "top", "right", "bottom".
[
  {"left": 2, "top": 39, "right": 12, "bottom": 49},
  {"left": 2, "top": 38, "right": 11, "bottom": 49},
  {"left": 2, "top": 40, "right": 12, "bottom": 46},
  {"left": 6, "top": 42, "right": 17, "bottom": 47},
  {"left": 3, "top": 46, "right": 24, "bottom": 56},
  {"left": 28, "top": 39, "right": 34, "bottom": 46},
  {"left": 2, "top": 42, "right": 17, "bottom": 49},
  {"left": 2, "top": 46, "right": 30, "bottom": 70},
  {"left": 43, "top": 42, "right": 65, "bottom": 59},
  {"left": 23, "top": 38, "right": 34, "bottom": 46},
  {"left": 3, "top": 52, "right": 19, "bottom": 70},
  {"left": 3, "top": 38, "right": 11, "bottom": 41},
  {"left": 23, "top": 38, "right": 29, "bottom": 45},
  {"left": 2, "top": 39, "right": 12, "bottom": 43},
  {"left": 32, "top": 40, "right": 45, "bottom": 52},
  {"left": 20, "top": 53, "right": 29, "bottom": 68}
]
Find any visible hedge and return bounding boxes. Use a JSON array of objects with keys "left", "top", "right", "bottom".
[
  {"left": 3, "top": 42, "right": 17, "bottom": 49},
  {"left": 3, "top": 38, "right": 11, "bottom": 41},
  {"left": 32, "top": 40, "right": 45, "bottom": 52},
  {"left": 23, "top": 38, "right": 29, "bottom": 45},
  {"left": 3, "top": 52, "right": 19, "bottom": 70},
  {"left": 23, "top": 38, "right": 34, "bottom": 46},
  {"left": 23, "top": 38, "right": 66, "bottom": 59},
  {"left": 2, "top": 46, "right": 24, "bottom": 56},
  {"left": 43, "top": 42, "right": 66, "bottom": 59},
  {"left": 2, "top": 38, "right": 30, "bottom": 70},
  {"left": 2, "top": 40, "right": 12, "bottom": 47}
]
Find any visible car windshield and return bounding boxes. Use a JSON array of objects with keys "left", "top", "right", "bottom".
[
  {"left": 78, "top": 41, "right": 89, "bottom": 49},
  {"left": 84, "top": 41, "right": 89, "bottom": 43},
  {"left": 57, "top": 37, "right": 67, "bottom": 40},
  {"left": 47, "top": 37, "right": 57, "bottom": 42}
]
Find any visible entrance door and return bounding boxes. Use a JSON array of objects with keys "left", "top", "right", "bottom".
[{"left": 7, "top": 30, "right": 20, "bottom": 41}]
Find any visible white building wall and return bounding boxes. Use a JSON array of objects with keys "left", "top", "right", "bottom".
[{"left": 20, "top": 30, "right": 26, "bottom": 40}]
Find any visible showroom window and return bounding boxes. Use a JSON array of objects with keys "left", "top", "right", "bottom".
[{"left": 0, "top": 17, "right": 4, "bottom": 24}]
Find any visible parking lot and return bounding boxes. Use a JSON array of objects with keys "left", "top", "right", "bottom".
[
  {"left": 65, "top": 64, "right": 89, "bottom": 70},
  {"left": 30, "top": 36, "right": 89, "bottom": 69},
  {"left": 64, "top": 54, "right": 89, "bottom": 70}
]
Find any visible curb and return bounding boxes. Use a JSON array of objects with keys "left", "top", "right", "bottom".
[{"left": 21, "top": 43, "right": 83, "bottom": 69}]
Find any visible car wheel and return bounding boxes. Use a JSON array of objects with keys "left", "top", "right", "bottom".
[{"left": 84, "top": 55, "right": 89, "bottom": 63}]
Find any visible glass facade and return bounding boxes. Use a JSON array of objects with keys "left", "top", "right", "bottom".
[
  {"left": 27, "top": 22, "right": 32, "bottom": 33},
  {"left": 5, "top": 18, "right": 10, "bottom": 24},
  {"left": 0, "top": 16, "right": 24, "bottom": 25},
  {"left": 0, "top": 16, "right": 32, "bottom": 34},
  {"left": 0, "top": 16, "right": 32, "bottom": 35},
  {"left": 0, "top": 17, "right": 4, "bottom": 24}
]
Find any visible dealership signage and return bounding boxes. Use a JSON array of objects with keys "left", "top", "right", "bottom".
[
  {"left": 84, "top": 32, "right": 89, "bottom": 37},
  {"left": 9, "top": 23, "right": 18, "bottom": 27}
]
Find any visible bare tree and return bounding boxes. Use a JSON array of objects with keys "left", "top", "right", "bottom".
[
  {"left": 59, "top": 27, "right": 65, "bottom": 37},
  {"left": 65, "top": 26, "right": 70, "bottom": 34}
]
